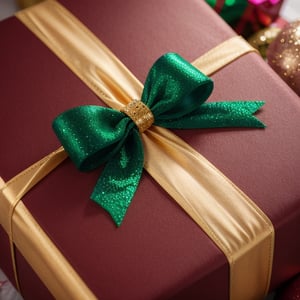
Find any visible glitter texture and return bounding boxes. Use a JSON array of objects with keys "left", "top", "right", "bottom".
[
  {"left": 248, "top": 26, "right": 281, "bottom": 58},
  {"left": 267, "top": 20, "right": 300, "bottom": 96},
  {"left": 53, "top": 53, "right": 265, "bottom": 226}
]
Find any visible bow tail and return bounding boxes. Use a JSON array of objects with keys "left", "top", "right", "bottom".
[
  {"left": 91, "top": 129, "right": 144, "bottom": 226},
  {"left": 196, "top": 101, "right": 266, "bottom": 128},
  {"left": 158, "top": 101, "right": 265, "bottom": 129}
]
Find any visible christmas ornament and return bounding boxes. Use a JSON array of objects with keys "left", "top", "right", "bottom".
[
  {"left": 248, "top": 17, "right": 288, "bottom": 57},
  {"left": 275, "top": 274, "right": 300, "bottom": 300},
  {"left": 267, "top": 20, "right": 300, "bottom": 96},
  {"left": 248, "top": 26, "right": 281, "bottom": 57}
]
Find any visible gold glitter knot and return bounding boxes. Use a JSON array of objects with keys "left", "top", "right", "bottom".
[{"left": 120, "top": 100, "right": 154, "bottom": 133}]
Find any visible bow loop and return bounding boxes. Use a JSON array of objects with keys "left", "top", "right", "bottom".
[
  {"left": 53, "top": 105, "right": 135, "bottom": 172},
  {"left": 141, "top": 53, "right": 214, "bottom": 121}
]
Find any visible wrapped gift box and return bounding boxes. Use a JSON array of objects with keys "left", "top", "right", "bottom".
[{"left": 1, "top": 0, "right": 300, "bottom": 299}]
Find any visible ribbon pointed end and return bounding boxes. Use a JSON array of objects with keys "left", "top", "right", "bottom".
[
  {"left": 253, "top": 100, "right": 265, "bottom": 111},
  {"left": 237, "top": 100, "right": 266, "bottom": 128},
  {"left": 251, "top": 101, "right": 266, "bottom": 128},
  {"left": 91, "top": 190, "right": 128, "bottom": 227},
  {"left": 252, "top": 117, "right": 266, "bottom": 128}
]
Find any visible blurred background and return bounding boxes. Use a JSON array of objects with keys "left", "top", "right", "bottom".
[{"left": 0, "top": 0, "right": 299, "bottom": 22}]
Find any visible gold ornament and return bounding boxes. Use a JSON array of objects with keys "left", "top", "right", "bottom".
[
  {"left": 248, "top": 26, "right": 281, "bottom": 58},
  {"left": 267, "top": 20, "right": 300, "bottom": 96}
]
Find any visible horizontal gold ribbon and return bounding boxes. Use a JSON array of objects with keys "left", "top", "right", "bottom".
[{"left": 0, "top": 1, "right": 274, "bottom": 299}]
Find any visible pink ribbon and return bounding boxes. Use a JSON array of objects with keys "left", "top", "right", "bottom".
[{"left": 248, "top": 0, "right": 281, "bottom": 5}]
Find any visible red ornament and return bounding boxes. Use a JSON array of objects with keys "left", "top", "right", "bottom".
[{"left": 267, "top": 20, "right": 300, "bottom": 96}]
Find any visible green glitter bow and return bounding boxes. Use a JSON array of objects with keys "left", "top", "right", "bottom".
[{"left": 53, "top": 53, "right": 265, "bottom": 226}]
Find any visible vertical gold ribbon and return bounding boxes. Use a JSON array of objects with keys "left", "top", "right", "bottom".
[
  {"left": 0, "top": 148, "right": 97, "bottom": 300},
  {"left": 0, "top": 1, "right": 274, "bottom": 299}
]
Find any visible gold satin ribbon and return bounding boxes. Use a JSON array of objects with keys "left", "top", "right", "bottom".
[
  {"left": 0, "top": 149, "right": 97, "bottom": 300},
  {"left": 0, "top": 1, "right": 274, "bottom": 299}
]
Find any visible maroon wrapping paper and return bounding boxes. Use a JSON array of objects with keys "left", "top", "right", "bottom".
[{"left": 1, "top": 0, "right": 300, "bottom": 299}]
